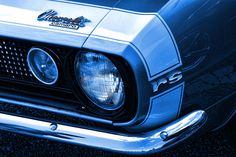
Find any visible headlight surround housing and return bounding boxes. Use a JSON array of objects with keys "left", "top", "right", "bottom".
[{"left": 74, "top": 52, "right": 125, "bottom": 110}]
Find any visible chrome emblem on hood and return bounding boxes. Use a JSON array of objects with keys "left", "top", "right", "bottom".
[{"left": 37, "top": 10, "right": 90, "bottom": 30}]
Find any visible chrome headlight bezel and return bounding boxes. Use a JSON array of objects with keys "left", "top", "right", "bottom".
[
  {"left": 74, "top": 52, "right": 125, "bottom": 111},
  {"left": 67, "top": 50, "right": 137, "bottom": 120},
  {"left": 27, "top": 47, "right": 59, "bottom": 85}
]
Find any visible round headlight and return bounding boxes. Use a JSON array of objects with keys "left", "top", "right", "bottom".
[
  {"left": 27, "top": 48, "right": 59, "bottom": 85},
  {"left": 75, "top": 52, "right": 125, "bottom": 110}
]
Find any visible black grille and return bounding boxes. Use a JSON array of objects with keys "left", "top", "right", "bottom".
[
  {"left": 0, "top": 36, "right": 75, "bottom": 102},
  {"left": 0, "top": 36, "right": 137, "bottom": 123},
  {"left": 0, "top": 37, "right": 70, "bottom": 89},
  {"left": 0, "top": 36, "right": 84, "bottom": 116},
  {"left": 0, "top": 39, "right": 35, "bottom": 82}
]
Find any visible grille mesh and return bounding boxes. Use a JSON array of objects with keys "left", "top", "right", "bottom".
[{"left": 0, "top": 39, "right": 35, "bottom": 82}]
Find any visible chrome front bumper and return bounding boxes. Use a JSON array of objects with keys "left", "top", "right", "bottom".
[{"left": 0, "top": 110, "right": 207, "bottom": 155}]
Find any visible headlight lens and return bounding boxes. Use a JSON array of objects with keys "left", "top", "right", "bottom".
[
  {"left": 27, "top": 48, "right": 59, "bottom": 85},
  {"left": 75, "top": 52, "right": 125, "bottom": 110}
]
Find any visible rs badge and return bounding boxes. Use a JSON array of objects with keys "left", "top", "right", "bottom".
[{"left": 152, "top": 71, "right": 183, "bottom": 93}]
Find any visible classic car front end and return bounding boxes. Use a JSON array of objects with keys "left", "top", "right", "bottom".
[{"left": 0, "top": 0, "right": 235, "bottom": 155}]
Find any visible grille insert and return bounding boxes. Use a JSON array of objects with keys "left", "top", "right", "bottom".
[
  {"left": 0, "top": 36, "right": 71, "bottom": 90},
  {"left": 0, "top": 39, "right": 35, "bottom": 82},
  {"left": 0, "top": 37, "right": 80, "bottom": 110}
]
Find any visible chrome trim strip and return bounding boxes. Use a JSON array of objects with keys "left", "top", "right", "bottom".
[
  {"left": 0, "top": 110, "right": 206, "bottom": 155},
  {"left": 0, "top": 97, "right": 112, "bottom": 125}
]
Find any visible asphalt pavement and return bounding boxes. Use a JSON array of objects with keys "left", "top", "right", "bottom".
[{"left": 0, "top": 127, "right": 235, "bottom": 157}]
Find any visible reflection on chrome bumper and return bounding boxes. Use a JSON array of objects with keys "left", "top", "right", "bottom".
[{"left": 0, "top": 110, "right": 206, "bottom": 155}]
